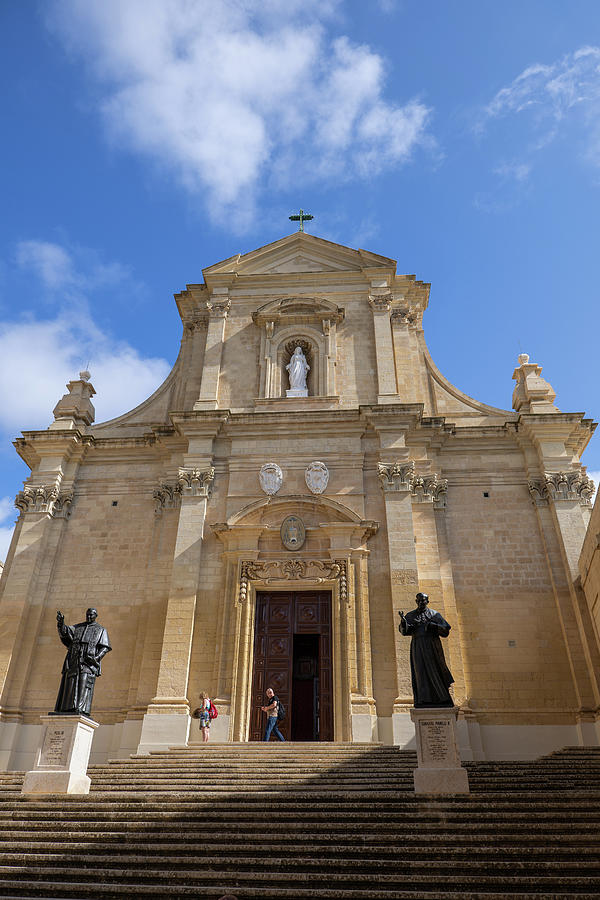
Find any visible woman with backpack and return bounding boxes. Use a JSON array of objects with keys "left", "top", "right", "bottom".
[{"left": 197, "top": 691, "right": 213, "bottom": 742}]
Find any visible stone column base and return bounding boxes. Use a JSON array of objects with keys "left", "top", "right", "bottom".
[
  {"left": 137, "top": 712, "right": 190, "bottom": 755},
  {"left": 410, "top": 706, "right": 470, "bottom": 795},
  {"left": 21, "top": 714, "right": 99, "bottom": 795}
]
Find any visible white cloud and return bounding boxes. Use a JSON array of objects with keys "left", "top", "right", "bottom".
[
  {"left": 0, "top": 497, "right": 16, "bottom": 565},
  {"left": 48, "top": 0, "right": 432, "bottom": 222},
  {"left": 15, "top": 240, "right": 131, "bottom": 294},
  {"left": 586, "top": 470, "right": 600, "bottom": 501},
  {"left": 492, "top": 162, "right": 531, "bottom": 182},
  {"left": 481, "top": 46, "right": 600, "bottom": 169},
  {"left": 1, "top": 242, "right": 170, "bottom": 431}
]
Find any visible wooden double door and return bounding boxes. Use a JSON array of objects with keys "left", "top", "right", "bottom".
[{"left": 250, "top": 591, "right": 333, "bottom": 742}]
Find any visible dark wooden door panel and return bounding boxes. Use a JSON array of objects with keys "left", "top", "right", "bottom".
[{"left": 250, "top": 591, "right": 333, "bottom": 742}]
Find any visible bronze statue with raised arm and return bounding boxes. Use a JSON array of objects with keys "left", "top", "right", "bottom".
[
  {"left": 399, "top": 592, "right": 454, "bottom": 708},
  {"left": 53, "top": 608, "right": 111, "bottom": 717}
]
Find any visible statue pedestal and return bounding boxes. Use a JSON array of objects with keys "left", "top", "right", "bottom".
[
  {"left": 21, "top": 714, "right": 99, "bottom": 795},
  {"left": 286, "top": 388, "right": 308, "bottom": 398},
  {"left": 410, "top": 707, "right": 470, "bottom": 795}
]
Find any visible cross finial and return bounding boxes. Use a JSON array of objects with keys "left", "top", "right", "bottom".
[{"left": 289, "top": 209, "right": 314, "bottom": 232}]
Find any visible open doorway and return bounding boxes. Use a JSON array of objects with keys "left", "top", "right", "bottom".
[
  {"left": 291, "top": 634, "right": 320, "bottom": 741},
  {"left": 249, "top": 591, "right": 333, "bottom": 741}
]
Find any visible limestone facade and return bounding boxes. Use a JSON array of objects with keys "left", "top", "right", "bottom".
[
  {"left": 579, "top": 492, "right": 600, "bottom": 671},
  {"left": 0, "top": 233, "right": 598, "bottom": 769}
]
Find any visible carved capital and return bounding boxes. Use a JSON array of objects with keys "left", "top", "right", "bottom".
[
  {"left": 377, "top": 461, "right": 415, "bottom": 492},
  {"left": 528, "top": 471, "right": 595, "bottom": 507},
  {"left": 528, "top": 479, "right": 549, "bottom": 506},
  {"left": 369, "top": 293, "right": 392, "bottom": 313},
  {"left": 412, "top": 474, "right": 448, "bottom": 508},
  {"left": 15, "top": 483, "right": 73, "bottom": 519},
  {"left": 545, "top": 471, "right": 595, "bottom": 505},
  {"left": 239, "top": 558, "right": 348, "bottom": 603},
  {"left": 182, "top": 313, "right": 209, "bottom": 334},
  {"left": 177, "top": 467, "right": 215, "bottom": 497},
  {"left": 153, "top": 482, "right": 183, "bottom": 516},
  {"left": 391, "top": 305, "right": 418, "bottom": 326},
  {"left": 206, "top": 298, "right": 231, "bottom": 319}
]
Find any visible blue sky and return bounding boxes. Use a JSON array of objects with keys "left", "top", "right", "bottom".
[{"left": 1, "top": 0, "right": 599, "bottom": 559}]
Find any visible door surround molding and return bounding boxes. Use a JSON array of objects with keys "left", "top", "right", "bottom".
[{"left": 210, "top": 495, "right": 378, "bottom": 741}]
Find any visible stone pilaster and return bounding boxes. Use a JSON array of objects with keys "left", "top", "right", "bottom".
[
  {"left": 369, "top": 294, "right": 398, "bottom": 404},
  {"left": 527, "top": 470, "right": 600, "bottom": 715},
  {"left": 194, "top": 293, "right": 230, "bottom": 410},
  {"left": 377, "top": 459, "right": 419, "bottom": 741},
  {"left": 0, "top": 432, "right": 88, "bottom": 732}
]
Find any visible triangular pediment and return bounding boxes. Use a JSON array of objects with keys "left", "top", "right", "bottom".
[{"left": 203, "top": 232, "right": 396, "bottom": 281}]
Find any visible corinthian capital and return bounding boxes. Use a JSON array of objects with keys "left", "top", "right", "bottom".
[
  {"left": 15, "top": 483, "right": 73, "bottom": 518},
  {"left": 412, "top": 474, "right": 449, "bottom": 508},
  {"left": 544, "top": 471, "right": 595, "bottom": 505},
  {"left": 369, "top": 293, "right": 393, "bottom": 313},
  {"left": 177, "top": 467, "right": 215, "bottom": 497},
  {"left": 377, "top": 461, "right": 415, "bottom": 492},
  {"left": 206, "top": 298, "right": 231, "bottom": 319}
]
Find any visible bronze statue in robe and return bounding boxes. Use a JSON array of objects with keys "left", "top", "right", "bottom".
[
  {"left": 54, "top": 608, "right": 111, "bottom": 717},
  {"left": 399, "top": 592, "right": 454, "bottom": 708}
]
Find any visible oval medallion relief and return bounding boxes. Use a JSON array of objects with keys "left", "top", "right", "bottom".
[
  {"left": 259, "top": 462, "right": 283, "bottom": 495},
  {"left": 305, "top": 460, "right": 329, "bottom": 494},
  {"left": 281, "top": 515, "right": 306, "bottom": 551}
]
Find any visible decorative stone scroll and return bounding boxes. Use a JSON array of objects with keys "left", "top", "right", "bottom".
[
  {"left": 412, "top": 474, "right": 448, "bottom": 509},
  {"left": 15, "top": 484, "right": 73, "bottom": 519},
  {"left": 377, "top": 461, "right": 415, "bottom": 492},
  {"left": 528, "top": 471, "right": 595, "bottom": 507},
  {"left": 238, "top": 558, "right": 348, "bottom": 604},
  {"left": 177, "top": 467, "right": 215, "bottom": 497}
]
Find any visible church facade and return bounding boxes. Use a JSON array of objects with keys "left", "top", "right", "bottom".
[{"left": 0, "top": 232, "right": 598, "bottom": 770}]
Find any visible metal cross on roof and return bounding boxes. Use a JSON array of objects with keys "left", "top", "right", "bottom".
[{"left": 289, "top": 209, "right": 314, "bottom": 232}]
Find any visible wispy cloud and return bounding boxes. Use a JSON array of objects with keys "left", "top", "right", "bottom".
[
  {"left": 1, "top": 242, "right": 170, "bottom": 431},
  {"left": 480, "top": 46, "right": 600, "bottom": 170},
  {"left": 48, "top": 0, "right": 433, "bottom": 225}
]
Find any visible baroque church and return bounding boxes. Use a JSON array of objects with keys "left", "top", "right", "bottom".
[{"left": 0, "top": 231, "right": 598, "bottom": 770}]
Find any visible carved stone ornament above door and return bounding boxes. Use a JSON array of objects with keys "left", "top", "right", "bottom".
[
  {"left": 259, "top": 462, "right": 283, "bottom": 495},
  {"left": 305, "top": 461, "right": 329, "bottom": 494},
  {"left": 280, "top": 515, "right": 306, "bottom": 551}
]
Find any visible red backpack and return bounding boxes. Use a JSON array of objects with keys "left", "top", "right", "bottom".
[{"left": 208, "top": 701, "right": 218, "bottom": 720}]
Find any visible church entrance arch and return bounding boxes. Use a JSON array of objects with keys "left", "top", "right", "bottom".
[{"left": 250, "top": 591, "right": 333, "bottom": 742}]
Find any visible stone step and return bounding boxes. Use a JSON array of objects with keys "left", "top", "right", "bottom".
[
  {"left": 0, "top": 866, "right": 598, "bottom": 890},
  {"left": 1, "top": 886, "right": 598, "bottom": 900},
  {"left": 2, "top": 841, "right": 599, "bottom": 859}
]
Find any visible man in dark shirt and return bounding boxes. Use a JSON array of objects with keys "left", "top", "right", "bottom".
[{"left": 261, "top": 687, "right": 285, "bottom": 741}]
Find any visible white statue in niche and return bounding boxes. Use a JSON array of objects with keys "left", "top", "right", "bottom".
[{"left": 286, "top": 346, "right": 310, "bottom": 398}]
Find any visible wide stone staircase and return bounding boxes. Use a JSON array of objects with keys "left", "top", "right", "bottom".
[{"left": 0, "top": 742, "right": 599, "bottom": 898}]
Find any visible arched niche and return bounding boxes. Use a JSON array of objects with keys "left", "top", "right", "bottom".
[{"left": 252, "top": 297, "right": 344, "bottom": 400}]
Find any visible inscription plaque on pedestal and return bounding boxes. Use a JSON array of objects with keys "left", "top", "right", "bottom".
[
  {"left": 40, "top": 726, "right": 70, "bottom": 767},
  {"left": 410, "top": 706, "right": 469, "bottom": 794}
]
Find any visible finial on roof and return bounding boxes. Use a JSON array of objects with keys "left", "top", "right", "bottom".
[
  {"left": 512, "top": 354, "right": 559, "bottom": 414},
  {"left": 49, "top": 371, "right": 96, "bottom": 431}
]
